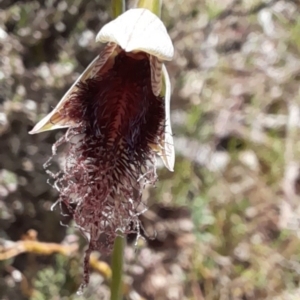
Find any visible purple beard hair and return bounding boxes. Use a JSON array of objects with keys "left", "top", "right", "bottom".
[{"left": 45, "top": 50, "right": 165, "bottom": 288}]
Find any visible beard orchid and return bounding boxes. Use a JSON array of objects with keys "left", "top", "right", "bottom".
[{"left": 30, "top": 8, "right": 174, "bottom": 286}]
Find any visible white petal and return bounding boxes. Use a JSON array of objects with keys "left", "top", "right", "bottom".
[
  {"left": 150, "top": 55, "right": 162, "bottom": 96},
  {"left": 29, "top": 44, "right": 117, "bottom": 135},
  {"left": 159, "top": 64, "right": 175, "bottom": 171},
  {"left": 96, "top": 8, "right": 174, "bottom": 61}
]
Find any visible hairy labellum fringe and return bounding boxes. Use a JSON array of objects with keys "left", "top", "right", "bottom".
[{"left": 46, "top": 50, "right": 165, "bottom": 288}]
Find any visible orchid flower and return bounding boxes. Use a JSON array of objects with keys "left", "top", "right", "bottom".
[{"left": 30, "top": 8, "right": 174, "bottom": 287}]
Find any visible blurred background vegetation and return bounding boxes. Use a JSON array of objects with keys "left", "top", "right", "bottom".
[{"left": 1, "top": 0, "right": 300, "bottom": 299}]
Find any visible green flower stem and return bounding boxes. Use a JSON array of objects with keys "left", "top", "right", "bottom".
[
  {"left": 111, "top": 0, "right": 125, "bottom": 19},
  {"left": 110, "top": 232, "right": 125, "bottom": 300},
  {"left": 137, "top": 0, "right": 162, "bottom": 17}
]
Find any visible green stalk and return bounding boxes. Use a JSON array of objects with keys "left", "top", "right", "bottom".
[
  {"left": 137, "top": 0, "right": 162, "bottom": 17},
  {"left": 110, "top": 233, "right": 125, "bottom": 300},
  {"left": 111, "top": 0, "right": 125, "bottom": 19}
]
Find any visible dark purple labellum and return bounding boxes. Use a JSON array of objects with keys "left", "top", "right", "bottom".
[{"left": 48, "top": 49, "right": 165, "bottom": 288}]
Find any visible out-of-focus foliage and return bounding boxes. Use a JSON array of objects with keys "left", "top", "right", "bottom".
[{"left": 1, "top": 0, "right": 300, "bottom": 299}]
